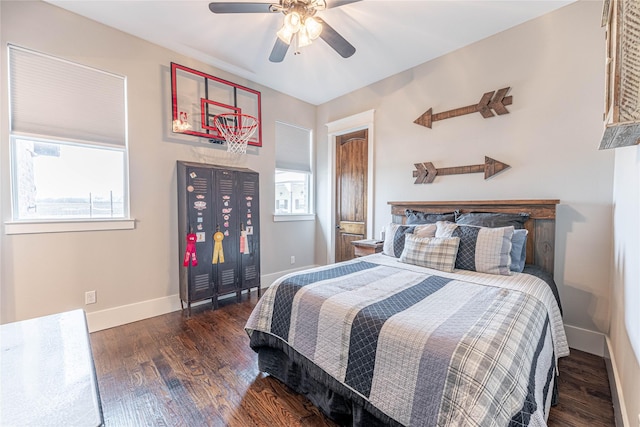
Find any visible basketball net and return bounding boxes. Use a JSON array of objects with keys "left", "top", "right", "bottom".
[{"left": 213, "top": 113, "right": 259, "bottom": 154}]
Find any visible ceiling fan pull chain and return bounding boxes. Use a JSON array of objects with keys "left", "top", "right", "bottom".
[{"left": 294, "top": 32, "right": 301, "bottom": 55}]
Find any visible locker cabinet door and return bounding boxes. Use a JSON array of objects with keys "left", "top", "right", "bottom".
[
  {"left": 212, "top": 169, "right": 239, "bottom": 296},
  {"left": 238, "top": 171, "right": 260, "bottom": 290},
  {"left": 185, "top": 167, "right": 215, "bottom": 301}
]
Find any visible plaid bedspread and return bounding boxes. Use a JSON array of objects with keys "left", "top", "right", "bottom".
[{"left": 246, "top": 254, "right": 569, "bottom": 427}]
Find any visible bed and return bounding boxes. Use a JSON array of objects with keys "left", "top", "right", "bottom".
[{"left": 246, "top": 200, "right": 568, "bottom": 426}]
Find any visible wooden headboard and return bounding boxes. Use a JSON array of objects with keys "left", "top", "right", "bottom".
[{"left": 388, "top": 200, "right": 559, "bottom": 275}]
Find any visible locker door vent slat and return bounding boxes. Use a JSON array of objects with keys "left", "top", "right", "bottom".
[
  {"left": 221, "top": 269, "right": 235, "bottom": 286},
  {"left": 220, "top": 179, "right": 233, "bottom": 194},
  {"left": 194, "top": 274, "right": 209, "bottom": 292},
  {"left": 245, "top": 265, "right": 257, "bottom": 281},
  {"left": 243, "top": 181, "right": 256, "bottom": 195}
]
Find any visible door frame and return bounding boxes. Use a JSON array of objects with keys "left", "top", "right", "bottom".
[{"left": 325, "top": 109, "right": 375, "bottom": 264}]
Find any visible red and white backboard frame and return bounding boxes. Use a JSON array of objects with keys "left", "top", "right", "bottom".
[{"left": 171, "top": 62, "right": 262, "bottom": 147}]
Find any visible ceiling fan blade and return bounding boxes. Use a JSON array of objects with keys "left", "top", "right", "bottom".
[
  {"left": 269, "top": 38, "right": 290, "bottom": 63},
  {"left": 325, "top": 0, "right": 362, "bottom": 9},
  {"left": 208, "top": 2, "right": 276, "bottom": 14},
  {"left": 316, "top": 18, "right": 356, "bottom": 58}
]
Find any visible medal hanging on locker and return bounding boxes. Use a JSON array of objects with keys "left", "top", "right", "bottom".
[
  {"left": 240, "top": 222, "right": 250, "bottom": 255},
  {"left": 212, "top": 225, "right": 225, "bottom": 264},
  {"left": 183, "top": 232, "right": 198, "bottom": 266}
]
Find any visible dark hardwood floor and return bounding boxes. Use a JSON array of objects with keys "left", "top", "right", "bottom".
[{"left": 90, "top": 291, "right": 615, "bottom": 426}]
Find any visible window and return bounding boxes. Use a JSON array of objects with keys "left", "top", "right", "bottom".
[
  {"left": 275, "top": 122, "right": 313, "bottom": 218},
  {"left": 12, "top": 139, "right": 126, "bottom": 219},
  {"left": 8, "top": 45, "right": 129, "bottom": 224},
  {"left": 275, "top": 170, "right": 310, "bottom": 214}
]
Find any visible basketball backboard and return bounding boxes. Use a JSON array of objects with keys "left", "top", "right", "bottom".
[{"left": 170, "top": 62, "right": 262, "bottom": 147}]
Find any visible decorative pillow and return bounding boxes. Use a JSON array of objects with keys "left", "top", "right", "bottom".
[
  {"left": 382, "top": 223, "right": 414, "bottom": 257},
  {"left": 399, "top": 235, "right": 461, "bottom": 272},
  {"left": 405, "top": 209, "right": 456, "bottom": 225},
  {"left": 510, "top": 229, "right": 528, "bottom": 273},
  {"left": 435, "top": 221, "right": 514, "bottom": 275},
  {"left": 382, "top": 223, "right": 437, "bottom": 257},
  {"left": 454, "top": 212, "right": 530, "bottom": 229},
  {"left": 413, "top": 223, "right": 437, "bottom": 238}
]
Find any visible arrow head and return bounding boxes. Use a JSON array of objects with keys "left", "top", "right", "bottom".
[
  {"left": 414, "top": 108, "right": 433, "bottom": 129},
  {"left": 424, "top": 162, "right": 437, "bottom": 183},
  {"left": 489, "top": 87, "right": 512, "bottom": 115},
  {"left": 484, "top": 156, "right": 510, "bottom": 179}
]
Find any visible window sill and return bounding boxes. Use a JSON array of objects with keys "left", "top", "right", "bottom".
[
  {"left": 4, "top": 218, "right": 136, "bottom": 235},
  {"left": 273, "top": 214, "right": 316, "bottom": 222}
]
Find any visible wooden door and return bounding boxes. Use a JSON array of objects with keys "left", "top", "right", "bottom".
[{"left": 335, "top": 129, "right": 368, "bottom": 262}]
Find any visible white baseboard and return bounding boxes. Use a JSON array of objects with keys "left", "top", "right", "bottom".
[
  {"left": 564, "top": 324, "right": 606, "bottom": 356},
  {"left": 604, "top": 336, "right": 630, "bottom": 427},
  {"left": 86, "top": 294, "right": 182, "bottom": 332},
  {"left": 86, "top": 265, "right": 319, "bottom": 333}
]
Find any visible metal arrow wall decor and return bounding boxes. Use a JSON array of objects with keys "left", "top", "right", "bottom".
[
  {"left": 414, "top": 87, "right": 513, "bottom": 129},
  {"left": 413, "top": 156, "right": 510, "bottom": 184}
]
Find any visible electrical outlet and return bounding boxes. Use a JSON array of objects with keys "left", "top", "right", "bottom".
[
  {"left": 85, "top": 290, "right": 97, "bottom": 305},
  {"left": 290, "top": 255, "right": 295, "bottom": 265}
]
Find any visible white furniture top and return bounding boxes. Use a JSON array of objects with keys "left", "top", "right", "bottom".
[{"left": 1, "top": 309, "right": 103, "bottom": 426}]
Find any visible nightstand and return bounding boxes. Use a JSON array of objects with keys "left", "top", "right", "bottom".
[{"left": 351, "top": 239, "right": 384, "bottom": 257}]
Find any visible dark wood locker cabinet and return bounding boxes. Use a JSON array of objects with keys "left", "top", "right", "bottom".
[{"left": 177, "top": 161, "right": 260, "bottom": 314}]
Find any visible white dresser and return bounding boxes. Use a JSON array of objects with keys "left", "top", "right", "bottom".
[{"left": 1, "top": 309, "right": 103, "bottom": 426}]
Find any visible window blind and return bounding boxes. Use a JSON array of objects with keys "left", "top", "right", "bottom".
[
  {"left": 275, "top": 122, "right": 311, "bottom": 173},
  {"left": 9, "top": 45, "right": 126, "bottom": 147}
]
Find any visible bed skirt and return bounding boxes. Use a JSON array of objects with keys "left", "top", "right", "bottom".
[{"left": 251, "top": 331, "right": 558, "bottom": 427}]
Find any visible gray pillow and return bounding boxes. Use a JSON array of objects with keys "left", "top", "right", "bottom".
[
  {"left": 455, "top": 212, "right": 530, "bottom": 229},
  {"left": 405, "top": 209, "right": 456, "bottom": 225},
  {"left": 510, "top": 229, "right": 528, "bottom": 272}
]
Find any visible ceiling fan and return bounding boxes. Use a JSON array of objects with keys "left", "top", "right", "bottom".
[{"left": 208, "top": 0, "right": 361, "bottom": 62}]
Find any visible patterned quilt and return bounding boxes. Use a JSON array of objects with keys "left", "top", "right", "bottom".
[{"left": 246, "top": 254, "right": 569, "bottom": 427}]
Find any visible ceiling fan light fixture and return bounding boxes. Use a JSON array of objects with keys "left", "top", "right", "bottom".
[
  {"left": 207, "top": 0, "right": 359, "bottom": 61},
  {"left": 297, "top": 28, "right": 312, "bottom": 48},
  {"left": 276, "top": 24, "right": 294, "bottom": 44},
  {"left": 304, "top": 16, "right": 322, "bottom": 40},
  {"left": 284, "top": 11, "right": 302, "bottom": 32}
]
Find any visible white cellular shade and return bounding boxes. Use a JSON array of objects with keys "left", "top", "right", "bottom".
[
  {"left": 9, "top": 45, "right": 126, "bottom": 147},
  {"left": 275, "top": 122, "right": 311, "bottom": 173}
]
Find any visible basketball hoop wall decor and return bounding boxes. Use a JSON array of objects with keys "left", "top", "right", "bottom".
[
  {"left": 170, "top": 62, "right": 262, "bottom": 147},
  {"left": 214, "top": 113, "right": 259, "bottom": 154}
]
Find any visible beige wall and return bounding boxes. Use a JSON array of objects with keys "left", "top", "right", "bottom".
[
  {"left": 316, "top": 1, "right": 614, "bottom": 336},
  {"left": 316, "top": 0, "right": 640, "bottom": 417},
  {"left": 611, "top": 145, "right": 640, "bottom": 427},
  {"left": 0, "top": 0, "right": 317, "bottom": 325}
]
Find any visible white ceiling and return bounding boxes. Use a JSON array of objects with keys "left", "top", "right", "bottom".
[{"left": 46, "top": 0, "right": 574, "bottom": 105}]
